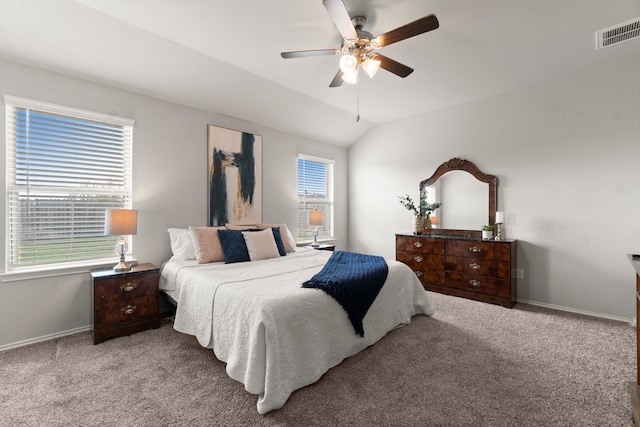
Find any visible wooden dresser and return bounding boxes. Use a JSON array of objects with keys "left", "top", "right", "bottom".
[
  {"left": 91, "top": 263, "right": 161, "bottom": 344},
  {"left": 396, "top": 233, "right": 517, "bottom": 308}
]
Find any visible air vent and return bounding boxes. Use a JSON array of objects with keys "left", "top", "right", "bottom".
[{"left": 596, "top": 17, "right": 640, "bottom": 49}]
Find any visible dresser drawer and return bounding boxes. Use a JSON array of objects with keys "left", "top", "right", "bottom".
[
  {"left": 446, "top": 240, "right": 495, "bottom": 260},
  {"left": 94, "top": 271, "right": 160, "bottom": 305},
  {"left": 396, "top": 236, "right": 445, "bottom": 255},
  {"left": 445, "top": 272, "right": 510, "bottom": 298},
  {"left": 445, "top": 256, "right": 498, "bottom": 277},
  {"left": 397, "top": 251, "right": 445, "bottom": 285},
  {"left": 94, "top": 294, "right": 159, "bottom": 327},
  {"left": 397, "top": 251, "right": 444, "bottom": 270}
]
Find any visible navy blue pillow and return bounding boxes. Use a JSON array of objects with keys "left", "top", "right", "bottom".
[
  {"left": 217, "top": 229, "right": 251, "bottom": 264},
  {"left": 268, "top": 227, "right": 287, "bottom": 257}
]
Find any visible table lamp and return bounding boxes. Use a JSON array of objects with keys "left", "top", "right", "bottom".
[
  {"left": 308, "top": 210, "right": 323, "bottom": 247},
  {"left": 104, "top": 208, "right": 138, "bottom": 272}
]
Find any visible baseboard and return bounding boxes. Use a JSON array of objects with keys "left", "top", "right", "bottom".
[
  {"left": 517, "top": 298, "right": 633, "bottom": 325},
  {"left": 0, "top": 325, "right": 92, "bottom": 353},
  {"left": 1, "top": 301, "right": 630, "bottom": 352}
]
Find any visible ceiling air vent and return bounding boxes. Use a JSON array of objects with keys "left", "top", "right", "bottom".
[{"left": 596, "top": 17, "right": 640, "bottom": 49}]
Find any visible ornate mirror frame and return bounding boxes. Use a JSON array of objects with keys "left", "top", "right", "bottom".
[{"left": 419, "top": 158, "right": 497, "bottom": 237}]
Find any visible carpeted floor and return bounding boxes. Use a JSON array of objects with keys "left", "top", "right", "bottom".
[{"left": 0, "top": 292, "right": 635, "bottom": 426}]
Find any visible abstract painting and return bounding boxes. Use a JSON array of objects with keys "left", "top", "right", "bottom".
[{"left": 207, "top": 125, "right": 262, "bottom": 226}]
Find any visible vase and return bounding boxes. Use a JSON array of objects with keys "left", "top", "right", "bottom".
[
  {"left": 482, "top": 229, "right": 493, "bottom": 240},
  {"left": 423, "top": 214, "right": 432, "bottom": 234},
  {"left": 413, "top": 215, "right": 424, "bottom": 235}
]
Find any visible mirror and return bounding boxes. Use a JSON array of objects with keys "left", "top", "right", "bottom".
[{"left": 420, "top": 158, "right": 497, "bottom": 237}]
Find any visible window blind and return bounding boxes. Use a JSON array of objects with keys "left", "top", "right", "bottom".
[
  {"left": 297, "top": 155, "right": 334, "bottom": 242},
  {"left": 5, "top": 96, "right": 134, "bottom": 270}
]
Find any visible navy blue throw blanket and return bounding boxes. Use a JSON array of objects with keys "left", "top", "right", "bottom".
[{"left": 302, "top": 251, "right": 388, "bottom": 337}]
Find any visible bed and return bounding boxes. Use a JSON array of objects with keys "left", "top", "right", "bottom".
[{"left": 160, "top": 246, "right": 434, "bottom": 414}]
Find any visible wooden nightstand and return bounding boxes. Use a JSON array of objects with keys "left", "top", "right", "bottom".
[
  {"left": 91, "top": 263, "right": 160, "bottom": 344},
  {"left": 308, "top": 244, "right": 335, "bottom": 251}
]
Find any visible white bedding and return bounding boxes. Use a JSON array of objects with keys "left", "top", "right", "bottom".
[{"left": 160, "top": 248, "right": 434, "bottom": 414}]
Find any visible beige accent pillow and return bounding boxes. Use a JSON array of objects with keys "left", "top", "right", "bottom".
[
  {"left": 242, "top": 228, "right": 281, "bottom": 261},
  {"left": 225, "top": 223, "right": 258, "bottom": 230},
  {"left": 189, "top": 226, "right": 226, "bottom": 264},
  {"left": 258, "top": 223, "right": 296, "bottom": 253}
]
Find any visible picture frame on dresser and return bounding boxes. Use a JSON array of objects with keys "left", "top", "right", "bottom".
[{"left": 396, "top": 158, "right": 517, "bottom": 308}]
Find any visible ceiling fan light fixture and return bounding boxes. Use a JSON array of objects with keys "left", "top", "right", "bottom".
[
  {"left": 342, "top": 69, "right": 358, "bottom": 84},
  {"left": 362, "top": 58, "right": 381, "bottom": 78},
  {"left": 339, "top": 54, "right": 358, "bottom": 73}
]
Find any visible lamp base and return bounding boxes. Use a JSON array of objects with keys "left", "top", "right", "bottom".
[
  {"left": 113, "top": 260, "right": 131, "bottom": 272},
  {"left": 113, "top": 244, "right": 131, "bottom": 272}
]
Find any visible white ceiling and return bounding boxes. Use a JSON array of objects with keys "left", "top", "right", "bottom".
[{"left": 1, "top": 0, "right": 640, "bottom": 146}]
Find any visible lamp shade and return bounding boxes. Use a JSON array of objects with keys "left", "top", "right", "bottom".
[
  {"left": 308, "top": 210, "right": 323, "bottom": 226},
  {"left": 341, "top": 69, "right": 358, "bottom": 85},
  {"left": 362, "top": 58, "right": 380, "bottom": 78},
  {"left": 339, "top": 54, "right": 358, "bottom": 73},
  {"left": 104, "top": 209, "right": 138, "bottom": 236}
]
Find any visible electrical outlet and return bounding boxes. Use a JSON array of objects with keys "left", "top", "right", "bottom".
[{"left": 515, "top": 269, "right": 524, "bottom": 279}]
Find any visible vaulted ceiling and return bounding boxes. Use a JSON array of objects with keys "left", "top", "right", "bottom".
[{"left": 1, "top": 0, "right": 639, "bottom": 146}]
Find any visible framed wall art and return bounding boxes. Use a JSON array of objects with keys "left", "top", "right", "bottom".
[{"left": 207, "top": 125, "right": 262, "bottom": 226}]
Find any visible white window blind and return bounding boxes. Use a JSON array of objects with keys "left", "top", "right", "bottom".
[
  {"left": 297, "top": 155, "right": 334, "bottom": 242},
  {"left": 5, "top": 96, "right": 134, "bottom": 271}
]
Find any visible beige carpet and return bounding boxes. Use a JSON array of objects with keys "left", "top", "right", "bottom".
[{"left": 0, "top": 292, "right": 635, "bottom": 426}]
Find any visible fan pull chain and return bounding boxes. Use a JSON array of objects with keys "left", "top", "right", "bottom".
[{"left": 356, "top": 78, "right": 360, "bottom": 122}]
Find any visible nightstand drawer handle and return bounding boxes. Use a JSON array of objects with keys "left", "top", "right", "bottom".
[
  {"left": 413, "top": 242, "right": 423, "bottom": 249},
  {"left": 120, "top": 282, "right": 137, "bottom": 292},
  {"left": 414, "top": 256, "right": 423, "bottom": 263},
  {"left": 414, "top": 271, "right": 423, "bottom": 278},
  {"left": 121, "top": 305, "right": 137, "bottom": 315},
  {"left": 469, "top": 279, "right": 481, "bottom": 287},
  {"left": 469, "top": 246, "right": 482, "bottom": 253},
  {"left": 470, "top": 263, "right": 481, "bottom": 270}
]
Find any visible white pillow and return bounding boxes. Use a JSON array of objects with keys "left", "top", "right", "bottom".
[
  {"left": 167, "top": 228, "right": 196, "bottom": 260},
  {"left": 258, "top": 223, "right": 297, "bottom": 252},
  {"left": 242, "top": 228, "right": 281, "bottom": 261}
]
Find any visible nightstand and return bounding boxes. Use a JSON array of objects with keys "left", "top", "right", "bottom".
[
  {"left": 308, "top": 244, "right": 335, "bottom": 251},
  {"left": 91, "top": 263, "right": 160, "bottom": 344}
]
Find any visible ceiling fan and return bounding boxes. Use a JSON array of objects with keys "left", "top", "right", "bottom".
[{"left": 281, "top": 0, "right": 439, "bottom": 87}]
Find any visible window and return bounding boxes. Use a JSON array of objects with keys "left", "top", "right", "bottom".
[
  {"left": 297, "top": 155, "right": 334, "bottom": 243},
  {"left": 5, "top": 96, "right": 134, "bottom": 271}
]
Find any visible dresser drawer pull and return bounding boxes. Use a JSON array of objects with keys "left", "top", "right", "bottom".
[
  {"left": 120, "top": 282, "right": 137, "bottom": 292},
  {"left": 470, "top": 263, "right": 481, "bottom": 270},
  {"left": 469, "top": 279, "right": 481, "bottom": 287},
  {"left": 414, "top": 256, "right": 423, "bottom": 263},
  {"left": 469, "top": 246, "right": 482, "bottom": 253},
  {"left": 413, "top": 242, "right": 423, "bottom": 249},
  {"left": 121, "top": 305, "right": 138, "bottom": 315},
  {"left": 414, "top": 271, "right": 423, "bottom": 278}
]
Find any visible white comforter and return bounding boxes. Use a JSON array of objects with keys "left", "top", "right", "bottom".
[{"left": 160, "top": 248, "right": 434, "bottom": 414}]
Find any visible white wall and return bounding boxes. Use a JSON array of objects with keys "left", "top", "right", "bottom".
[
  {"left": 349, "top": 55, "right": 640, "bottom": 321},
  {"left": 0, "top": 59, "right": 348, "bottom": 349}
]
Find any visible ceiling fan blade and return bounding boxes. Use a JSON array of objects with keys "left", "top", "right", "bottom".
[
  {"left": 376, "top": 14, "right": 439, "bottom": 47},
  {"left": 329, "top": 69, "right": 344, "bottom": 87},
  {"left": 322, "top": 0, "right": 358, "bottom": 40},
  {"left": 375, "top": 54, "right": 414, "bottom": 78},
  {"left": 281, "top": 49, "right": 340, "bottom": 59}
]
